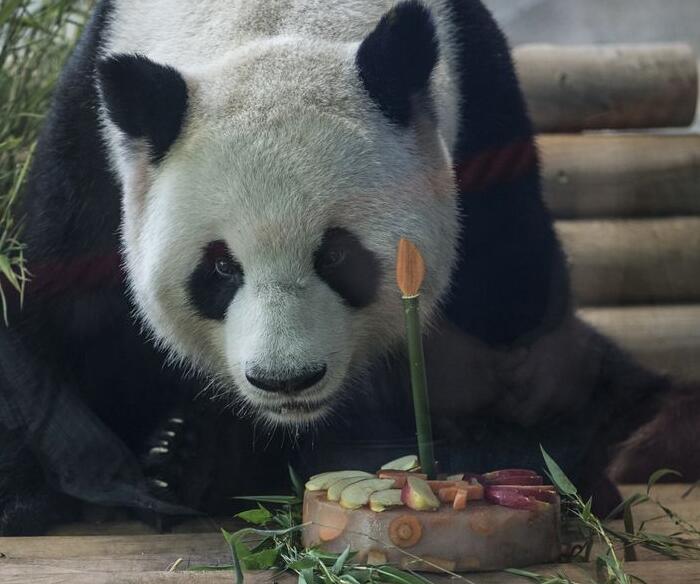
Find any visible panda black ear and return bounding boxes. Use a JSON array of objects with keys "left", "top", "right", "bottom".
[
  {"left": 97, "top": 54, "right": 188, "bottom": 163},
  {"left": 356, "top": 1, "right": 439, "bottom": 126}
]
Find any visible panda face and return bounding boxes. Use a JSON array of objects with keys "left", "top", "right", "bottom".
[{"left": 100, "top": 9, "right": 459, "bottom": 427}]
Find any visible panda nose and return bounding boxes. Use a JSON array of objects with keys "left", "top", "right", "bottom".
[{"left": 246, "top": 365, "right": 327, "bottom": 394}]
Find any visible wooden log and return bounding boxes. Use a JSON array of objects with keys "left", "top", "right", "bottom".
[
  {"left": 539, "top": 134, "right": 700, "bottom": 218},
  {"left": 579, "top": 305, "right": 700, "bottom": 381},
  {"left": 2, "top": 561, "right": 699, "bottom": 584},
  {"left": 514, "top": 44, "right": 698, "bottom": 132},
  {"left": 556, "top": 218, "right": 700, "bottom": 306}
]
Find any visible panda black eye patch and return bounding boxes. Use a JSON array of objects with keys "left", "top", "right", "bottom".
[
  {"left": 188, "top": 240, "right": 244, "bottom": 320},
  {"left": 314, "top": 227, "right": 381, "bottom": 308}
]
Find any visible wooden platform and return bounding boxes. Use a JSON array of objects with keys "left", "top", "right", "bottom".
[{"left": 1, "top": 484, "right": 697, "bottom": 584}]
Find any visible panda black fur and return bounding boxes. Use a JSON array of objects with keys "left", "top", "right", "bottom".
[{"left": 0, "top": 0, "right": 673, "bottom": 535}]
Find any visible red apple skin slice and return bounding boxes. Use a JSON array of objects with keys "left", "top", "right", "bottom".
[
  {"left": 484, "top": 486, "right": 553, "bottom": 511},
  {"left": 377, "top": 470, "right": 428, "bottom": 488},
  {"left": 485, "top": 475, "right": 544, "bottom": 486},
  {"left": 487, "top": 485, "right": 558, "bottom": 503}
]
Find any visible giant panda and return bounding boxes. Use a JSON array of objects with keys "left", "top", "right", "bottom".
[{"left": 0, "top": 0, "right": 673, "bottom": 535}]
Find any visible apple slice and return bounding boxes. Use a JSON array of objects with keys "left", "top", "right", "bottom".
[
  {"left": 486, "top": 485, "right": 558, "bottom": 503},
  {"left": 327, "top": 475, "right": 374, "bottom": 501},
  {"left": 340, "top": 478, "right": 395, "bottom": 509},
  {"left": 484, "top": 485, "right": 552, "bottom": 511},
  {"left": 378, "top": 470, "right": 428, "bottom": 488},
  {"left": 485, "top": 475, "right": 544, "bottom": 486},
  {"left": 305, "top": 470, "right": 372, "bottom": 491},
  {"left": 369, "top": 489, "right": 404, "bottom": 512},
  {"left": 380, "top": 455, "right": 420, "bottom": 472},
  {"left": 401, "top": 476, "right": 440, "bottom": 511}
]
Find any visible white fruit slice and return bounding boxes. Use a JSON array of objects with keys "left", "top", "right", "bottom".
[
  {"left": 340, "top": 478, "right": 395, "bottom": 509},
  {"left": 380, "top": 455, "right": 420, "bottom": 472},
  {"left": 369, "top": 489, "right": 404, "bottom": 512},
  {"left": 305, "top": 470, "right": 373, "bottom": 491},
  {"left": 327, "top": 476, "right": 373, "bottom": 501}
]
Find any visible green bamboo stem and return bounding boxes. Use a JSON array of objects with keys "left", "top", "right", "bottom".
[{"left": 402, "top": 294, "right": 436, "bottom": 479}]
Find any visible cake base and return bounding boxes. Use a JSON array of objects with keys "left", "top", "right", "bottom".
[{"left": 302, "top": 491, "right": 561, "bottom": 572}]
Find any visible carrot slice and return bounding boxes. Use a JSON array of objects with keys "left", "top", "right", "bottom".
[{"left": 453, "top": 488, "right": 468, "bottom": 510}]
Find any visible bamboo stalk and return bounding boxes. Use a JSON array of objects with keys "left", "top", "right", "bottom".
[{"left": 396, "top": 239, "right": 436, "bottom": 479}]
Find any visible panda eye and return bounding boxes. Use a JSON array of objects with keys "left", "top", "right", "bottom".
[
  {"left": 214, "top": 256, "right": 238, "bottom": 278},
  {"left": 203, "top": 240, "right": 241, "bottom": 281},
  {"left": 319, "top": 247, "right": 346, "bottom": 270}
]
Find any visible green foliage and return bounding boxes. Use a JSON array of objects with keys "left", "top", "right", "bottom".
[
  {"left": 542, "top": 446, "right": 700, "bottom": 584},
  {"left": 0, "top": 0, "right": 92, "bottom": 322}
]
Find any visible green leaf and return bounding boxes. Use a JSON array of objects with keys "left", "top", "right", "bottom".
[
  {"left": 646, "top": 469, "right": 682, "bottom": 494},
  {"left": 289, "top": 558, "right": 318, "bottom": 571},
  {"left": 605, "top": 492, "right": 649, "bottom": 521},
  {"left": 300, "top": 567, "right": 316, "bottom": 584},
  {"left": 332, "top": 546, "right": 351, "bottom": 575},
  {"left": 289, "top": 464, "right": 305, "bottom": 499},
  {"left": 188, "top": 564, "right": 235, "bottom": 571},
  {"left": 0, "top": 254, "right": 20, "bottom": 290},
  {"left": 242, "top": 546, "right": 280, "bottom": 570},
  {"left": 540, "top": 445, "right": 577, "bottom": 496},
  {"left": 505, "top": 568, "right": 542, "bottom": 581},
  {"left": 372, "top": 566, "right": 431, "bottom": 584},
  {"left": 0, "top": 0, "right": 24, "bottom": 25},
  {"left": 221, "top": 528, "right": 246, "bottom": 584},
  {"left": 236, "top": 505, "right": 272, "bottom": 526},
  {"left": 235, "top": 495, "right": 302, "bottom": 505}
]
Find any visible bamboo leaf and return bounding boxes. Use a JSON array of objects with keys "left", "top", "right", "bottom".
[
  {"left": 605, "top": 492, "right": 649, "bottom": 521},
  {"left": 332, "top": 546, "right": 351, "bottom": 575},
  {"left": 236, "top": 505, "right": 272, "bottom": 526},
  {"left": 540, "top": 445, "right": 577, "bottom": 496},
  {"left": 221, "top": 528, "right": 246, "bottom": 584},
  {"left": 372, "top": 566, "right": 431, "bottom": 584},
  {"left": 289, "top": 464, "right": 305, "bottom": 499},
  {"left": 300, "top": 567, "right": 316, "bottom": 584},
  {"left": 646, "top": 469, "right": 682, "bottom": 494},
  {"left": 235, "top": 495, "right": 301, "bottom": 505}
]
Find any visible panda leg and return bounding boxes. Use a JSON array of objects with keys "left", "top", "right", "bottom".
[{"left": 0, "top": 429, "right": 80, "bottom": 535}]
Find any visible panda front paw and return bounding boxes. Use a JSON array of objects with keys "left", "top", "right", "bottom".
[
  {"left": 140, "top": 412, "right": 190, "bottom": 503},
  {"left": 139, "top": 405, "right": 216, "bottom": 511}
]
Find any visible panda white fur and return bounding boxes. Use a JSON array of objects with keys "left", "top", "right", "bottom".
[{"left": 0, "top": 0, "right": 672, "bottom": 534}]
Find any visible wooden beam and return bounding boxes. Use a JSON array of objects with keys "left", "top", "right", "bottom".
[
  {"left": 579, "top": 305, "right": 700, "bottom": 381},
  {"left": 540, "top": 134, "right": 700, "bottom": 218},
  {"left": 0, "top": 486, "right": 696, "bottom": 583},
  {"left": 1, "top": 561, "right": 698, "bottom": 584},
  {"left": 515, "top": 44, "right": 698, "bottom": 132},
  {"left": 557, "top": 218, "right": 700, "bottom": 306}
]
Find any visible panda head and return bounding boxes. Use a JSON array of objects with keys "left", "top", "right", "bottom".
[{"left": 98, "top": 2, "right": 459, "bottom": 428}]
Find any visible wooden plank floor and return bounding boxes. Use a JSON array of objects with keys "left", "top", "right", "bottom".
[{"left": 1, "top": 484, "right": 698, "bottom": 584}]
